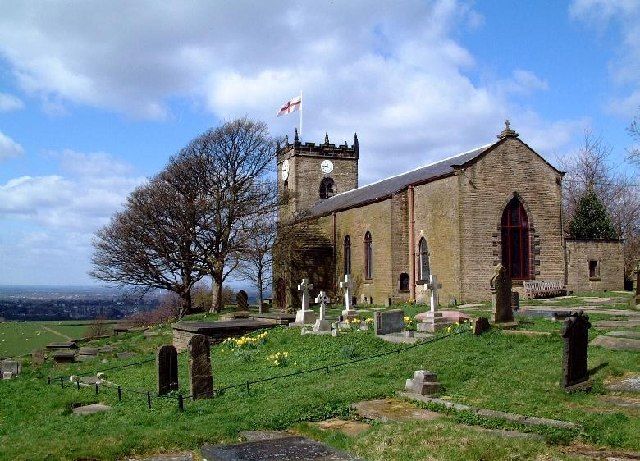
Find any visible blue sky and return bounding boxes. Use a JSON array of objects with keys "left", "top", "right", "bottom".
[{"left": 0, "top": 0, "right": 639, "bottom": 285}]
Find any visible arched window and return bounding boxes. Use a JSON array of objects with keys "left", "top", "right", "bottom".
[
  {"left": 343, "top": 235, "right": 351, "bottom": 275},
  {"left": 418, "top": 237, "right": 430, "bottom": 282},
  {"left": 364, "top": 231, "right": 373, "bottom": 279},
  {"left": 501, "top": 197, "right": 530, "bottom": 280},
  {"left": 319, "top": 177, "right": 336, "bottom": 199}
]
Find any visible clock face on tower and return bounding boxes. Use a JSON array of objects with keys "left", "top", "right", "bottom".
[
  {"left": 281, "top": 159, "right": 290, "bottom": 180},
  {"left": 320, "top": 159, "right": 334, "bottom": 174}
]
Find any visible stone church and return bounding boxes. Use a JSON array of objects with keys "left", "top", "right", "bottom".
[{"left": 274, "top": 122, "right": 624, "bottom": 308}]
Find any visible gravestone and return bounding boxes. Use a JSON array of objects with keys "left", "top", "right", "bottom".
[
  {"left": 340, "top": 274, "right": 356, "bottom": 318},
  {"left": 312, "top": 291, "right": 331, "bottom": 333},
  {"left": 511, "top": 292, "right": 520, "bottom": 311},
  {"left": 561, "top": 311, "right": 591, "bottom": 391},
  {"left": 405, "top": 370, "right": 442, "bottom": 396},
  {"left": 491, "top": 264, "right": 513, "bottom": 323},
  {"left": 374, "top": 309, "right": 404, "bottom": 335},
  {"left": 1, "top": 359, "right": 20, "bottom": 376},
  {"left": 473, "top": 317, "right": 491, "bottom": 335},
  {"left": 188, "top": 334, "right": 213, "bottom": 399},
  {"left": 236, "top": 290, "right": 249, "bottom": 311},
  {"left": 157, "top": 345, "right": 179, "bottom": 395},
  {"left": 294, "top": 278, "right": 316, "bottom": 324},
  {"left": 417, "top": 275, "right": 453, "bottom": 332},
  {"left": 631, "top": 267, "right": 640, "bottom": 309}
]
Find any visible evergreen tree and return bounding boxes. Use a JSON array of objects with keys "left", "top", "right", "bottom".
[{"left": 568, "top": 188, "right": 618, "bottom": 240}]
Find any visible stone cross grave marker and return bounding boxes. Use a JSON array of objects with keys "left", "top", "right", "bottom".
[
  {"left": 491, "top": 263, "right": 513, "bottom": 323},
  {"left": 339, "top": 274, "right": 355, "bottom": 317},
  {"left": 236, "top": 290, "right": 249, "bottom": 311},
  {"left": 295, "top": 278, "right": 316, "bottom": 324},
  {"left": 561, "top": 311, "right": 591, "bottom": 391},
  {"left": 157, "top": 345, "right": 178, "bottom": 396},
  {"left": 188, "top": 334, "right": 213, "bottom": 399},
  {"left": 427, "top": 274, "right": 442, "bottom": 314},
  {"left": 313, "top": 291, "right": 332, "bottom": 332}
]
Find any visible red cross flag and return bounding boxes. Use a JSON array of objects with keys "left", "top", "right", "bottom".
[{"left": 277, "top": 95, "right": 302, "bottom": 116}]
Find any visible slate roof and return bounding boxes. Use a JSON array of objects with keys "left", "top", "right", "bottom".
[{"left": 308, "top": 143, "right": 494, "bottom": 217}]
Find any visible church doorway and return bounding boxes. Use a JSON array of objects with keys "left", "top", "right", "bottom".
[{"left": 501, "top": 197, "right": 530, "bottom": 280}]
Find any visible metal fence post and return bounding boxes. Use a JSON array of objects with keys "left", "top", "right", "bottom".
[
  {"left": 178, "top": 394, "right": 184, "bottom": 412},
  {"left": 117, "top": 386, "right": 122, "bottom": 402}
]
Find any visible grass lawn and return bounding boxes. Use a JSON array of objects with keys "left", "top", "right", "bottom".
[
  {"left": 0, "top": 321, "right": 98, "bottom": 357},
  {"left": 0, "top": 299, "right": 638, "bottom": 460}
]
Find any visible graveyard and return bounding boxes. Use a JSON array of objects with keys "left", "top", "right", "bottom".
[{"left": 0, "top": 286, "right": 639, "bottom": 460}]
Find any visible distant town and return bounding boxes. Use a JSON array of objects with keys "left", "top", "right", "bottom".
[{"left": 0, "top": 286, "right": 160, "bottom": 321}]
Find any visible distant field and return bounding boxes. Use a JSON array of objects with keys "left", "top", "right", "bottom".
[{"left": 0, "top": 321, "right": 98, "bottom": 357}]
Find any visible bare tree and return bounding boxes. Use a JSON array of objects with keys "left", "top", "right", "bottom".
[
  {"left": 170, "top": 117, "right": 281, "bottom": 312},
  {"left": 628, "top": 111, "right": 640, "bottom": 166},
  {"left": 238, "top": 213, "right": 276, "bottom": 311},
  {"left": 560, "top": 131, "right": 640, "bottom": 279},
  {"left": 90, "top": 169, "right": 207, "bottom": 318}
]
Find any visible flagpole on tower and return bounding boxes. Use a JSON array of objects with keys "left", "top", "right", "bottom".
[{"left": 299, "top": 90, "right": 303, "bottom": 139}]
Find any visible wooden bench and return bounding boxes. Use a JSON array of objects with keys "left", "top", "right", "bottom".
[{"left": 523, "top": 280, "right": 567, "bottom": 299}]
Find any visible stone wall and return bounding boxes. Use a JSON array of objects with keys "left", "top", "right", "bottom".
[
  {"left": 565, "top": 239, "right": 624, "bottom": 292},
  {"left": 412, "top": 175, "right": 461, "bottom": 305},
  {"left": 458, "top": 137, "right": 566, "bottom": 301},
  {"left": 328, "top": 198, "right": 395, "bottom": 305}
]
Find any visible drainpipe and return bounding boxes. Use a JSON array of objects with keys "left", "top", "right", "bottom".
[
  {"left": 333, "top": 212, "right": 337, "bottom": 292},
  {"left": 409, "top": 186, "right": 416, "bottom": 300}
]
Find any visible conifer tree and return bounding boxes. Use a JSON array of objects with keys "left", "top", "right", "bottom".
[{"left": 568, "top": 188, "right": 618, "bottom": 240}]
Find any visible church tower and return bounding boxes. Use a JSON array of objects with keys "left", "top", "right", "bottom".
[{"left": 277, "top": 129, "right": 359, "bottom": 219}]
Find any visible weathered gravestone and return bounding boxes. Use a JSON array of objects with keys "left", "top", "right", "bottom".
[
  {"left": 405, "top": 370, "right": 442, "bottom": 396},
  {"left": 312, "top": 291, "right": 331, "bottom": 333},
  {"left": 473, "top": 317, "right": 491, "bottom": 335},
  {"left": 561, "top": 311, "right": 592, "bottom": 391},
  {"left": 491, "top": 264, "right": 514, "bottom": 323},
  {"left": 631, "top": 267, "right": 640, "bottom": 309},
  {"left": 236, "top": 290, "right": 249, "bottom": 311},
  {"left": 294, "top": 278, "right": 316, "bottom": 324},
  {"left": 157, "top": 345, "right": 178, "bottom": 396},
  {"left": 188, "top": 334, "right": 213, "bottom": 399},
  {"left": 374, "top": 309, "right": 404, "bottom": 335}
]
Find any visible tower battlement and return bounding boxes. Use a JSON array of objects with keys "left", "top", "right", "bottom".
[{"left": 277, "top": 129, "right": 359, "bottom": 161}]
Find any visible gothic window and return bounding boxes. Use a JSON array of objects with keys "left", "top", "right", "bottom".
[
  {"left": 501, "top": 197, "right": 530, "bottom": 280},
  {"left": 399, "top": 273, "right": 410, "bottom": 292},
  {"left": 364, "top": 231, "right": 373, "bottom": 279},
  {"left": 418, "top": 237, "right": 430, "bottom": 282},
  {"left": 319, "top": 177, "right": 336, "bottom": 199},
  {"left": 344, "top": 235, "right": 351, "bottom": 275}
]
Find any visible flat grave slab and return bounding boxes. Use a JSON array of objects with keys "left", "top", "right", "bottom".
[
  {"left": 46, "top": 341, "right": 77, "bottom": 350},
  {"left": 312, "top": 419, "right": 371, "bottom": 437},
  {"left": 72, "top": 403, "right": 112, "bottom": 415},
  {"left": 125, "top": 453, "right": 194, "bottom": 461},
  {"left": 52, "top": 350, "right": 76, "bottom": 363},
  {"left": 606, "top": 374, "right": 640, "bottom": 393},
  {"left": 376, "top": 332, "right": 432, "bottom": 344},
  {"left": 201, "top": 436, "right": 359, "bottom": 460},
  {"left": 593, "top": 319, "right": 640, "bottom": 329},
  {"left": 172, "top": 319, "right": 277, "bottom": 352},
  {"left": 251, "top": 312, "right": 296, "bottom": 325},
  {"left": 352, "top": 398, "right": 441, "bottom": 422},
  {"left": 591, "top": 335, "right": 640, "bottom": 352},
  {"left": 607, "top": 331, "right": 640, "bottom": 339}
]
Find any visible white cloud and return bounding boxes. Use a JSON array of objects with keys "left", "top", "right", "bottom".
[
  {"left": 0, "top": 152, "right": 145, "bottom": 231},
  {"left": 0, "top": 92, "right": 24, "bottom": 112},
  {"left": 0, "top": 1, "right": 581, "bottom": 183},
  {"left": 571, "top": 0, "right": 640, "bottom": 116},
  {"left": 0, "top": 130, "right": 24, "bottom": 160}
]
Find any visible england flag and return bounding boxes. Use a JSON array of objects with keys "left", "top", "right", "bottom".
[{"left": 277, "top": 95, "right": 302, "bottom": 116}]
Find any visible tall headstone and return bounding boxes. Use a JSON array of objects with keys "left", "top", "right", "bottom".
[
  {"left": 561, "top": 311, "right": 591, "bottom": 391},
  {"left": 631, "top": 265, "right": 640, "bottom": 309},
  {"left": 236, "top": 290, "right": 249, "bottom": 311},
  {"left": 157, "top": 345, "right": 178, "bottom": 396},
  {"left": 339, "top": 274, "right": 355, "bottom": 317},
  {"left": 188, "top": 334, "right": 213, "bottom": 399},
  {"left": 427, "top": 274, "right": 441, "bottom": 313},
  {"left": 312, "top": 291, "right": 332, "bottom": 332},
  {"left": 491, "top": 264, "right": 513, "bottom": 323},
  {"left": 295, "top": 278, "right": 316, "bottom": 324},
  {"left": 417, "top": 274, "right": 451, "bottom": 332}
]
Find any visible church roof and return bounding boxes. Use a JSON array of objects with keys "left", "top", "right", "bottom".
[{"left": 308, "top": 143, "right": 493, "bottom": 217}]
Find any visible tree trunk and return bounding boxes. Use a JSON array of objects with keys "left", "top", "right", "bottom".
[
  {"left": 258, "top": 272, "right": 264, "bottom": 314},
  {"left": 178, "top": 290, "right": 193, "bottom": 319},
  {"left": 209, "top": 278, "right": 219, "bottom": 314}
]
